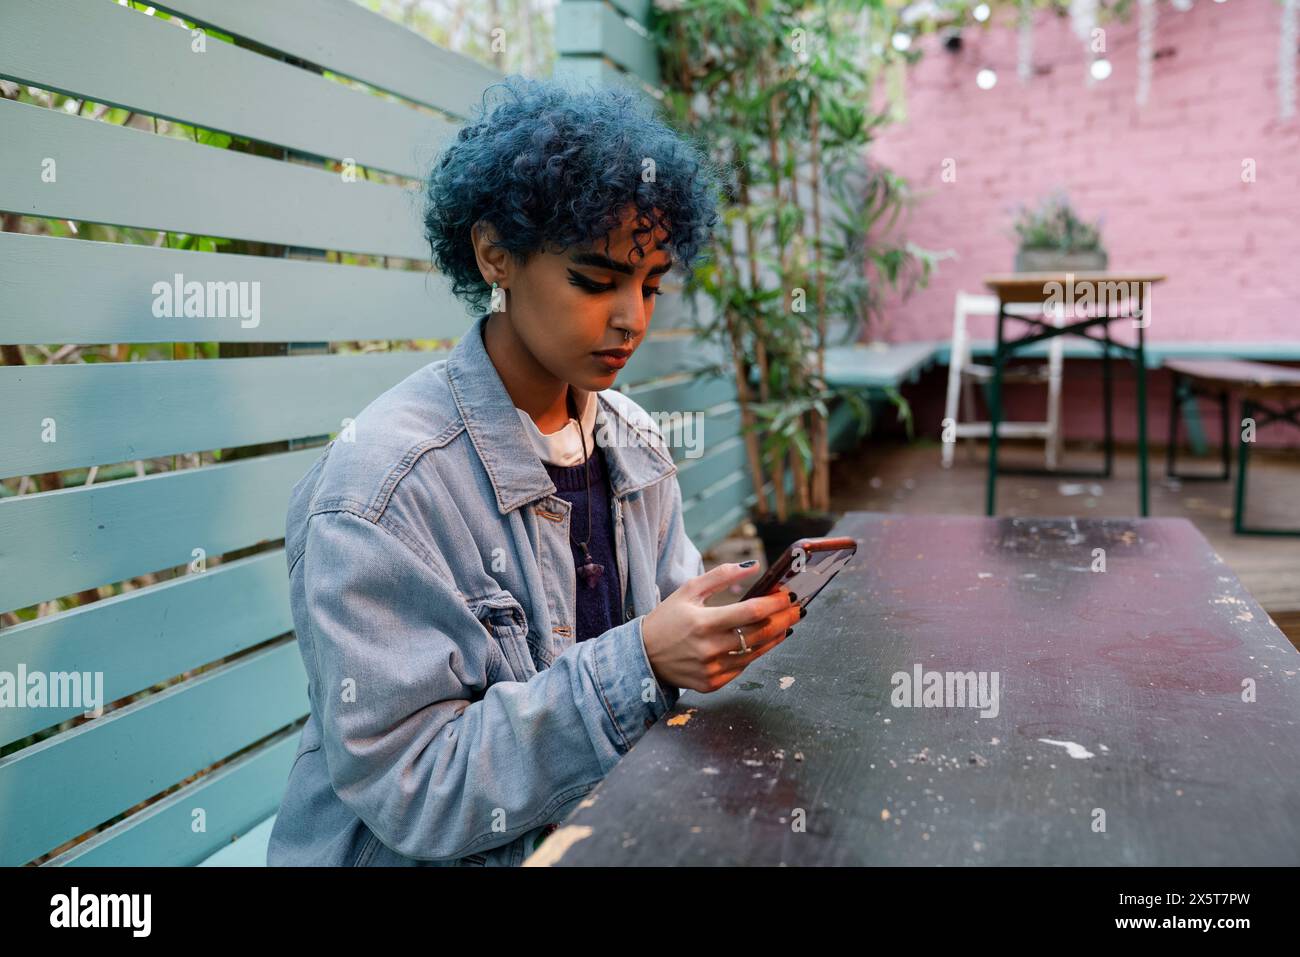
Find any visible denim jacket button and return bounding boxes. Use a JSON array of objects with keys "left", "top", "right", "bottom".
[{"left": 624, "top": 608, "right": 634, "bottom": 621}]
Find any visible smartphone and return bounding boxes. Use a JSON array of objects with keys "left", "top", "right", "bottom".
[{"left": 740, "top": 536, "right": 858, "bottom": 610}]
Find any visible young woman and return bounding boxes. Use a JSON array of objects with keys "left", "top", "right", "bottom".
[{"left": 267, "top": 76, "right": 802, "bottom": 867}]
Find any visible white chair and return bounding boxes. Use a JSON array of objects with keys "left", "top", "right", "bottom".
[{"left": 941, "top": 292, "right": 1064, "bottom": 470}]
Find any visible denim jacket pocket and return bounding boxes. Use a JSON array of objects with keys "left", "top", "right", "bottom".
[{"left": 470, "top": 591, "right": 532, "bottom": 683}]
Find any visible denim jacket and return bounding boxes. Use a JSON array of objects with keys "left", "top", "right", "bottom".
[{"left": 266, "top": 313, "right": 704, "bottom": 866}]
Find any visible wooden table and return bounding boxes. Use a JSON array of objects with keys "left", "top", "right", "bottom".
[
  {"left": 531, "top": 513, "right": 1300, "bottom": 866},
  {"left": 983, "top": 273, "right": 1166, "bottom": 518},
  {"left": 1165, "top": 358, "right": 1300, "bottom": 535}
]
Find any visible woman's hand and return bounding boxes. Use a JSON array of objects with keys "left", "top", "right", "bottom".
[{"left": 641, "top": 562, "right": 802, "bottom": 694}]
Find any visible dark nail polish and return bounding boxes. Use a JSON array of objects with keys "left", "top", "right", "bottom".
[
  {"left": 788, "top": 592, "right": 798, "bottom": 603},
  {"left": 739, "top": 559, "right": 757, "bottom": 568},
  {"left": 799, "top": 606, "right": 807, "bottom": 619},
  {"left": 786, "top": 628, "right": 793, "bottom": 637}
]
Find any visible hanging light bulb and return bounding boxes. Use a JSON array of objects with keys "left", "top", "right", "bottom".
[
  {"left": 976, "top": 68, "right": 998, "bottom": 89},
  {"left": 973, "top": 3, "right": 991, "bottom": 20},
  {"left": 891, "top": 32, "right": 912, "bottom": 51},
  {"left": 1090, "top": 58, "right": 1113, "bottom": 80}
]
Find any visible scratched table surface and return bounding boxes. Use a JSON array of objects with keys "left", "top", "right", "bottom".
[{"left": 541, "top": 513, "right": 1300, "bottom": 866}]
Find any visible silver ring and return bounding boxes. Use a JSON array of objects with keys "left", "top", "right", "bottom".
[{"left": 728, "top": 626, "right": 753, "bottom": 656}]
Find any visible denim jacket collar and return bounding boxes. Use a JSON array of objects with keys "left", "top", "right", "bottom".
[{"left": 446, "top": 313, "right": 676, "bottom": 515}]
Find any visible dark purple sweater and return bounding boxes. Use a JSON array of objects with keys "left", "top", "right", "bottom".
[{"left": 541, "top": 443, "right": 624, "bottom": 642}]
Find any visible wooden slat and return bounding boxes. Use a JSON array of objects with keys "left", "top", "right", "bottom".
[
  {"left": 984, "top": 272, "right": 1166, "bottom": 304},
  {"left": 676, "top": 436, "right": 746, "bottom": 502},
  {"left": 1163, "top": 358, "right": 1300, "bottom": 392},
  {"left": 626, "top": 372, "right": 737, "bottom": 416},
  {"left": 823, "top": 341, "right": 940, "bottom": 389},
  {"left": 577, "top": 0, "right": 652, "bottom": 23},
  {"left": 552, "top": 55, "right": 650, "bottom": 97},
  {"left": 691, "top": 501, "right": 748, "bottom": 553},
  {"left": 0, "top": 551, "right": 291, "bottom": 745},
  {"left": 0, "top": 450, "right": 316, "bottom": 612},
  {"left": 0, "top": 353, "right": 435, "bottom": 478},
  {"left": 666, "top": 403, "right": 741, "bottom": 466},
  {"left": 199, "top": 812, "right": 277, "bottom": 866},
  {"left": 684, "top": 465, "right": 800, "bottom": 553},
  {"left": 0, "top": 0, "right": 455, "bottom": 180},
  {"left": 683, "top": 470, "right": 750, "bottom": 530},
  {"left": 0, "top": 640, "right": 308, "bottom": 867},
  {"left": 0, "top": 98, "right": 427, "bottom": 259},
  {"left": 48, "top": 728, "right": 298, "bottom": 866},
  {"left": 683, "top": 471, "right": 752, "bottom": 549},
  {"left": 938, "top": 339, "right": 1300, "bottom": 368},
  {"left": 621, "top": 333, "right": 726, "bottom": 386},
  {"left": 150, "top": 0, "right": 500, "bottom": 119},
  {"left": 642, "top": 283, "right": 705, "bottom": 330},
  {"left": 0, "top": 233, "right": 467, "bottom": 345},
  {"left": 556, "top": 1, "right": 660, "bottom": 84}
]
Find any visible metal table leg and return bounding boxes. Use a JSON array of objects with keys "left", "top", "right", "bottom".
[
  {"left": 1234, "top": 396, "right": 1300, "bottom": 536},
  {"left": 985, "top": 302, "right": 1006, "bottom": 516},
  {"left": 1166, "top": 374, "right": 1231, "bottom": 481},
  {"left": 1135, "top": 322, "right": 1149, "bottom": 517},
  {"left": 1219, "top": 389, "right": 1231, "bottom": 478},
  {"left": 1102, "top": 323, "right": 1114, "bottom": 478},
  {"left": 1165, "top": 372, "right": 1181, "bottom": 479},
  {"left": 1234, "top": 398, "right": 1252, "bottom": 535}
]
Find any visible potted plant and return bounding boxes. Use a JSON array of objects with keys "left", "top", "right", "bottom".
[
  {"left": 1012, "top": 189, "right": 1108, "bottom": 272},
  {"left": 652, "top": 0, "right": 940, "bottom": 564}
]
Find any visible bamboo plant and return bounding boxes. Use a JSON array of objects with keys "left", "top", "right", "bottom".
[{"left": 651, "top": 0, "right": 941, "bottom": 522}]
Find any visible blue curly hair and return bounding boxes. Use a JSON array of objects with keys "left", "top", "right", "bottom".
[{"left": 423, "top": 75, "right": 721, "bottom": 314}]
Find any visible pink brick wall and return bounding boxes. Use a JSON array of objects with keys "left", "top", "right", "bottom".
[{"left": 870, "top": 1, "right": 1300, "bottom": 347}]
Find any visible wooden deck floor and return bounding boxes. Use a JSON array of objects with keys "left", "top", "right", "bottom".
[{"left": 818, "top": 439, "right": 1300, "bottom": 646}]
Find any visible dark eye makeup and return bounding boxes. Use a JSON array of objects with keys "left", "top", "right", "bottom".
[{"left": 567, "top": 269, "right": 663, "bottom": 298}]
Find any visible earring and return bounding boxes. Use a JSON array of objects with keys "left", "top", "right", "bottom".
[{"left": 490, "top": 280, "right": 506, "bottom": 313}]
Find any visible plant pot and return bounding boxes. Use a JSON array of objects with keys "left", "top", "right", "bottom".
[
  {"left": 1014, "top": 248, "right": 1108, "bottom": 273},
  {"left": 752, "top": 511, "right": 838, "bottom": 569}
]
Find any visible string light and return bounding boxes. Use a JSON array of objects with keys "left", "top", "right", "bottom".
[
  {"left": 1137, "top": 0, "right": 1155, "bottom": 106},
  {"left": 963, "top": 7, "right": 1161, "bottom": 95},
  {"left": 891, "top": 32, "right": 912, "bottom": 51},
  {"left": 973, "top": 3, "right": 991, "bottom": 21},
  {"left": 1017, "top": 0, "right": 1033, "bottom": 83}
]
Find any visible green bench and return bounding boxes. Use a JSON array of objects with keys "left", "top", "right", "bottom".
[
  {"left": 825, "top": 337, "right": 1300, "bottom": 456},
  {"left": 1164, "top": 358, "right": 1300, "bottom": 536},
  {"left": 0, "top": 0, "right": 777, "bottom": 867}
]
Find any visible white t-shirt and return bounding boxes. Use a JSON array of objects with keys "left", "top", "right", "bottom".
[{"left": 515, "top": 388, "right": 598, "bottom": 466}]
